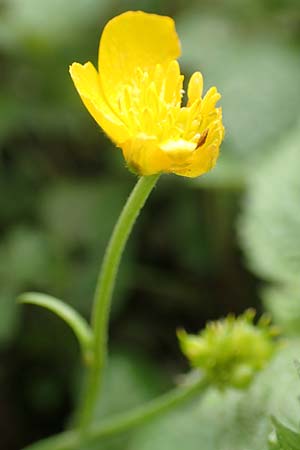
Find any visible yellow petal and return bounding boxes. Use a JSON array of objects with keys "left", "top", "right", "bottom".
[
  {"left": 201, "top": 87, "right": 222, "bottom": 114},
  {"left": 121, "top": 136, "right": 171, "bottom": 175},
  {"left": 163, "top": 60, "right": 183, "bottom": 105},
  {"left": 98, "top": 11, "right": 181, "bottom": 106},
  {"left": 187, "top": 72, "right": 203, "bottom": 106},
  {"left": 69, "top": 62, "right": 129, "bottom": 144},
  {"left": 173, "top": 144, "right": 220, "bottom": 178}
]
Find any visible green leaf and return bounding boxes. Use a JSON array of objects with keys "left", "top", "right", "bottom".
[
  {"left": 238, "top": 120, "right": 300, "bottom": 334},
  {"left": 272, "top": 417, "right": 300, "bottom": 450},
  {"left": 262, "top": 285, "right": 300, "bottom": 336},
  {"left": 269, "top": 431, "right": 283, "bottom": 450},
  {"left": 238, "top": 121, "right": 300, "bottom": 286},
  {"left": 128, "top": 340, "right": 300, "bottom": 450},
  {"left": 18, "top": 292, "right": 93, "bottom": 363}
]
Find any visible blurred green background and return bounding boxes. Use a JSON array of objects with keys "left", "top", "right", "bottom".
[{"left": 1, "top": 0, "right": 300, "bottom": 449}]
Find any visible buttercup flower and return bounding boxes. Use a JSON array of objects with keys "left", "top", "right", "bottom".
[{"left": 70, "top": 11, "right": 224, "bottom": 177}]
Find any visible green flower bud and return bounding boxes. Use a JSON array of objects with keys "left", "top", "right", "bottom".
[{"left": 178, "top": 309, "right": 279, "bottom": 389}]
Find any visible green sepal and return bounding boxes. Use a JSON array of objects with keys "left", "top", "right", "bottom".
[
  {"left": 18, "top": 292, "right": 94, "bottom": 364},
  {"left": 272, "top": 417, "right": 300, "bottom": 450}
]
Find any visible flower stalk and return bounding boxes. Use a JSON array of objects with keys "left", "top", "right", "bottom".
[
  {"left": 24, "top": 375, "right": 208, "bottom": 450},
  {"left": 77, "top": 174, "right": 160, "bottom": 430}
]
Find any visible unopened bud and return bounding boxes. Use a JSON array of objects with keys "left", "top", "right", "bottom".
[{"left": 178, "top": 309, "right": 279, "bottom": 389}]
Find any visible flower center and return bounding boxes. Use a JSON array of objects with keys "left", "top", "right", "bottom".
[{"left": 116, "top": 61, "right": 213, "bottom": 152}]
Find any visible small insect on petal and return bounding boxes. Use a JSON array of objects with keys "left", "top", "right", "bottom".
[{"left": 196, "top": 129, "right": 208, "bottom": 149}]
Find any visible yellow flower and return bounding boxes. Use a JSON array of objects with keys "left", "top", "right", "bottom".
[{"left": 70, "top": 11, "right": 224, "bottom": 177}]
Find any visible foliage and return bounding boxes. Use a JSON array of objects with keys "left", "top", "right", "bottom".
[
  {"left": 238, "top": 122, "right": 300, "bottom": 335},
  {"left": 272, "top": 418, "right": 300, "bottom": 450},
  {"left": 239, "top": 122, "right": 300, "bottom": 286},
  {"left": 128, "top": 341, "right": 300, "bottom": 450}
]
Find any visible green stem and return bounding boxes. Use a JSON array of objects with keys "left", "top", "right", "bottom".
[
  {"left": 78, "top": 174, "right": 160, "bottom": 430},
  {"left": 18, "top": 293, "right": 93, "bottom": 364},
  {"left": 88, "top": 375, "right": 208, "bottom": 440},
  {"left": 23, "top": 376, "right": 208, "bottom": 450}
]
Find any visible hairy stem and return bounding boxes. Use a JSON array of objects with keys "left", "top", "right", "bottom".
[
  {"left": 77, "top": 174, "right": 160, "bottom": 430},
  {"left": 24, "top": 376, "right": 208, "bottom": 450}
]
